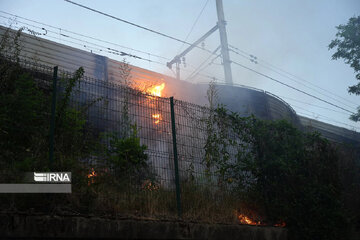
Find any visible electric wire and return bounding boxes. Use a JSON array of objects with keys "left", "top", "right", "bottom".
[
  {"left": 0, "top": 11, "right": 225, "bottom": 84},
  {"left": 290, "top": 103, "right": 360, "bottom": 131},
  {"left": 229, "top": 47, "right": 357, "bottom": 110},
  {"left": 229, "top": 44, "right": 359, "bottom": 108},
  {"left": 295, "top": 110, "right": 360, "bottom": 131},
  {"left": 0, "top": 18, "right": 165, "bottom": 65},
  {"left": 0, "top": 13, "right": 223, "bottom": 80},
  {"left": 0, "top": 10, "right": 170, "bottom": 61},
  {"left": 2, "top": 11, "right": 357, "bottom": 127},
  {"left": 177, "top": 0, "right": 209, "bottom": 54},
  {"left": 185, "top": 45, "right": 221, "bottom": 81},
  {"left": 1, "top": 21, "right": 220, "bottom": 83},
  {"left": 232, "top": 60, "right": 356, "bottom": 114},
  {"left": 0, "top": 21, "right": 222, "bottom": 85},
  {"left": 186, "top": 54, "right": 222, "bottom": 82},
  {"left": 64, "top": 0, "right": 216, "bottom": 55},
  {"left": 278, "top": 95, "right": 350, "bottom": 115}
]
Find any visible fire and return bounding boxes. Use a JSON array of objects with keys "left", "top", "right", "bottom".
[
  {"left": 87, "top": 168, "right": 97, "bottom": 185},
  {"left": 237, "top": 213, "right": 286, "bottom": 227},
  {"left": 147, "top": 83, "right": 165, "bottom": 97},
  {"left": 238, "top": 214, "right": 261, "bottom": 226},
  {"left": 274, "top": 222, "right": 286, "bottom": 227},
  {"left": 145, "top": 83, "right": 165, "bottom": 125},
  {"left": 142, "top": 179, "right": 160, "bottom": 191},
  {"left": 152, "top": 114, "right": 161, "bottom": 124},
  {"left": 132, "top": 82, "right": 165, "bottom": 125}
]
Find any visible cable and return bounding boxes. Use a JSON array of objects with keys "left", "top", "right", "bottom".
[
  {"left": 230, "top": 47, "right": 357, "bottom": 110},
  {"left": 186, "top": 54, "right": 221, "bottom": 82},
  {"left": 1, "top": 13, "right": 222, "bottom": 75},
  {"left": 184, "top": 67, "right": 225, "bottom": 82},
  {"left": 5, "top": 8, "right": 356, "bottom": 123},
  {"left": 296, "top": 111, "right": 359, "bottom": 132},
  {"left": 229, "top": 48, "right": 253, "bottom": 61},
  {"left": 0, "top": 10, "right": 170, "bottom": 61},
  {"left": 232, "top": 60, "right": 356, "bottom": 114},
  {"left": 5, "top": 19, "right": 356, "bottom": 131},
  {"left": 177, "top": 0, "right": 209, "bottom": 54},
  {"left": 177, "top": 62, "right": 224, "bottom": 83},
  {"left": 0, "top": 19, "right": 165, "bottom": 65},
  {"left": 0, "top": 11, "right": 225, "bottom": 83},
  {"left": 4, "top": 22, "right": 224, "bottom": 84},
  {"left": 278, "top": 95, "right": 350, "bottom": 115},
  {"left": 229, "top": 44, "right": 359, "bottom": 108},
  {"left": 185, "top": 46, "right": 221, "bottom": 81},
  {"left": 1, "top": 18, "right": 225, "bottom": 86},
  {"left": 64, "top": 0, "right": 216, "bottom": 55},
  {"left": 3, "top": 17, "right": 356, "bottom": 118},
  {"left": 292, "top": 104, "right": 338, "bottom": 123}
]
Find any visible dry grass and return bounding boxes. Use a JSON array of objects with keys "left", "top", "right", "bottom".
[
  {"left": 61, "top": 176, "right": 244, "bottom": 224},
  {"left": 1, "top": 171, "right": 244, "bottom": 224}
]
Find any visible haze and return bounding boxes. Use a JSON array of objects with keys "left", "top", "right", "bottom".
[{"left": 1, "top": 0, "right": 359, "bottom": 130}]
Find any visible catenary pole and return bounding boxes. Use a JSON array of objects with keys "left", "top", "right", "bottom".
[{"left": 216, "top": 0, "right": 233, "bottom": 85}]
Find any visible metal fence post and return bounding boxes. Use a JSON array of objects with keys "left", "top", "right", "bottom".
[
  {"left": 49, "top": 66, "right": 58, "bottom": 169},
  {"left": 170, "top": 96, "right": 182, "bottom": 218}
]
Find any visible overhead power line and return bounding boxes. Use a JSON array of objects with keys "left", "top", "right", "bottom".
[
  {"left": 229, "top": 44, "right": 359, "bottom": 108},
  {"left": 0, "top": 9, "right": 224, "bottom": 83},
  {"left": 0, "top": 14, "right": 223, "bottom": 83},
  {"left": 0, "top": 10, "right": 170, "bottom": 61},
  {"left": 278, "top": 95, "right": 350, "bottom": 115},
  {"left": 177, "top": 0, "right": 209, "bottom": 54},
  {"left": 185, "top": 46, "right": 221, "bottom": 81},
  {"left": 229, "top": 47, "right": 357, "bottom": 110},
  {"left": 296, "top": 111, "right": 360, "bottom": 132},
  {"left": 0, "top": 18, "right": 163, "bottom": 65},
  {"left": 4, "top": 10, "right": 356, "bottom": 125},
  {"left": 64, "top": 0, "right": 215, "bottom": 55},
  {"left": 0, "top": 11, "right": 222, "bottom": 80},
  {"left": 186, "top": 54, "right": 222, "bottom": 82},
  {"left": 232, "top": 60, "right": 356, "bottom": 114}
]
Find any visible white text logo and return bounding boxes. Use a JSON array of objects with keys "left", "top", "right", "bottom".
[{"left": 33, "top": 172, "right": 71, "bottom": 182}]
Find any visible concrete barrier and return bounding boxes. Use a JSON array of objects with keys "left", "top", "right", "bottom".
[{"left": 0, "top": 213, "right": 287, "bottom": 239}]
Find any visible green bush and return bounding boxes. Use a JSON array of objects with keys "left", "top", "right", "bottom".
[
  {"left": 0, "top": 65, "right": 49, "bottom": 175},
  {"left": 205, "top": 107, "right": 347, "bottom": 240},
  {"left": 102, "top": 125, "right": 150, "bottom": 184}
]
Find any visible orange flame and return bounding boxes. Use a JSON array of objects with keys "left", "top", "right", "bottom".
[
  {"left": 87, "top": 168, "right": 97, "bottom": 186},
  {"left": 274, "top": 222, "right": 286, "bottom": 227},
  {"left": 152, "top": 114, "right": 161, "bottom": 124},
  {"left": 145, "top": 83, "right": 165, "bottom": 125},
  {"left": 237, "top": 213, "right": 286, "bottom": 227},
  {"left": 142, "top": 179, "right": 160, "bottom": 191},
  {"left": 147, "top": 83, "right": 165, "bottom": 97},
  {"left": 238, "top": 214, "right": 261, "bottom": 225}
]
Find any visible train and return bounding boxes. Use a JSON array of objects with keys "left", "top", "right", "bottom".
[{"left": 1, "top": 25, "right": 359, "bottom": 186}]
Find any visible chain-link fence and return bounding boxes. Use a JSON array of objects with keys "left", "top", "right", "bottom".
[
  {"left": 3, "top": 54, "right": 360, "bottom": 230},
  {"left": 1, "top": 56, "right": 246, "bottom": 222}
]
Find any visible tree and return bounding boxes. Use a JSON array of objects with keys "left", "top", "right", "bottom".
[{"left": 329, "top": 16, "right": 360, "bottom": 121}]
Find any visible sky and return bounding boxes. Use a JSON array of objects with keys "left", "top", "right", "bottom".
[{"left": 0, "top": 0, "right": 359, "bottom": 131}]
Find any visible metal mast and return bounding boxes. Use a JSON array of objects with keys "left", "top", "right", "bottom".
[
  {"left": 216, "top": 0, "right": 233, "bottom": 85},
  {"left": 168, "top": 0, "right": 233, "bottom": 85},
  {"left": 167, "top": 25, "right": 219, "bottom": 81}
]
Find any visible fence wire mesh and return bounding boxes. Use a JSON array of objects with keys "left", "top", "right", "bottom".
[{"left": 1, "top": 56, "right": 245, "bottom": 222}]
